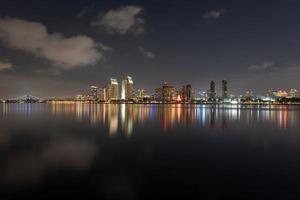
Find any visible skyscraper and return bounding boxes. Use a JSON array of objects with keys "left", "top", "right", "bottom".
[
  {"left": 121, "top": 75, "right": 134, "bottom": 100},
  {"left": 154, "top": 82, "right": 177, "bottom": 102},
  {"left": 222, "top": 80, "right": 228, "bottom": 98},
  {"left": 180, "top": 84, "right": 192, "bottom": 102},
  {"left": 99, "top": 87, "right": 107, "bottom": 102},
  {"left": 209, "top": 80, "right": 216, "bottom": 98},
  {"left": 162, "top": 82, "right": 177, "bottom": 102},
  {"left": 106, "top": 78, "right": 119, "bottom": 101},
  {"left": 90, "top": 86, "right": 98, "bottom": 100}
]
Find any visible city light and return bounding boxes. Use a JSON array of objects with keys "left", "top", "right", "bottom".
[{"left": 2, "top": 78, "right": 300, "bottom": 105}]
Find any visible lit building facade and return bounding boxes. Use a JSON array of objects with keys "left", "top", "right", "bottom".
[
  {"left": 222, "top": 80, "right": 228, "bottom": 98},
  {"left": 180, "top": 84, "right": 192, "bottom": 102},
  {"left": 106, "top": 78, "right": 119, "bottom": 101},
  {"left": 135, "top": 89, "right": 147, "bottom": 101},
  {"left": 99, "top": 87, "right": 107, "bottom": 101},
  {"left": 154, "top": 82, "right": 177, "bottom": 102},
  {"left": 121, "top": 75, "right": 134, "bottom": 100},
  {"left": 209, "top": 80, "right": 216, "bottom": 98},
  {"left": 288, "top": 89, "right": 299, "bottom": 98},
  {"left": 90, "top": 86, "right": 98, "bottom": 100},
  {"left": 162, "top": 82, "right": 177, "bottom": 102}
]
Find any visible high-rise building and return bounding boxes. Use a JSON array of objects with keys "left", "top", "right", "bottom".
[
  {"left": 99, "top": 87, "right": 107, "bottom": 101},
  {"left": 180, "top": 84, "right": 192, "bottom": 102},
  {"left": 162, "top": 82, "right": 177, "bottom": 102},
  {"left": 209, "top": 80, "right": 216, "bottom": 98},
  {"left": 222, "top": 80, "right": 228, "bottom": 98},
  {"left": 121, "top": 75, "right": 134, "bottom": 100},
  {"left": 106, "top": 78, "right": 119, "bottom": 101},
  {"left": 90, "top": 86, "right": 98, "bottom": 100},
  {"left": 136, "top": 89, "right": 146, "bottom": 100},
  {"left": 154, "top": 82, "right": 177, "bottom": 102},
  {"left": 154, "top": 87, "right": 163, "bottom": 101}
]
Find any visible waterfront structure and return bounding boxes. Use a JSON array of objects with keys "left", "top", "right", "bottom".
[
  {"left": 121, "top": 75, "right": 134, "bottom": 100},
  {"left": 106, "top": 78, "right": 119, "bottom": 101},
  {"left": 288, "top": 89, "right": 299, "bottom": 98},
  {"left": 90, "top": 86, "right": 98, "bottom": 100},
  {"left": 76, "top": 94, "right": 84, "bottom": 101},
  {"left": 180, "top": 84, "right": 192, "bottom": 102},
  {"left": 275, "top": 90, "right": 288, "bottom": 98},
  {"left": 222, "top": 80, "right": 228, "bottom": 98},
  {"left": 154, "top": 87, "right": 163, "bottom": 101},
  {"left": 154, "top": 82, "right": 177, "bottom": 102},
  {"left": 267, "top": 88, "right": 300, "bottom": 99},
  {"left": 6, "top": 94, "right": 40, "bottom": 103},
  {"left": 268, "top": 89, "right": 289, "bottom": 98},
  {"left": 209, "top": 81, "right": 216, "bottom": 99},
  {"left": 162, "top": 82, "right": 177, "bottom": 102},
  {"left": 135, "top": 89, "right": 147, "bottom": 101},
  {"left": 99, "top": 87, "right": 107, "bottom": 102}
]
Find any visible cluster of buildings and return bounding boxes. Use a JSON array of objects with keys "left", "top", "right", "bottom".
[
  {"left": 3, "top": 76, "right": 299, "bottom": 104},
  {"left": 75, "top": 75, "right": 195, "bottom": 103},
  {"left": 267, "top": 89, "right": 300, "bottom": 98},
  {"left": 73, "top": 75, "right": 300, "bottom": 104},
  {"left": 206, "top": 80, "right": 228, "bottom": 99},
  {"left": 76, "top": 76, "right": 144, "bottom": 103},
  {"left": 154, "top": 83, "right": 192, "bottom": 102},
  {"left": 75, "top": 76, "right": 231, "bottom": 103}
]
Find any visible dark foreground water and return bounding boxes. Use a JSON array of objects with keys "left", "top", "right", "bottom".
[{"left": 1, "top": 103, "right": 300, "bottom": 200}]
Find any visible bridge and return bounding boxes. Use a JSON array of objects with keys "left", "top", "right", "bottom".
[{"left": 7, "top": 94, "right": 40, "bottom": 103}]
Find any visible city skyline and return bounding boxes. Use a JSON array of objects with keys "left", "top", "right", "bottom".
[
  {"left": 2, "top": 75, "right": 300, "bottom": 100},
  {"left": 1, "top": 0, "right": 300, "bottom": 98}
]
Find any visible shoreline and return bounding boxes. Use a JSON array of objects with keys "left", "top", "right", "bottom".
[{"left": 2, "top": 101, "right": 300, "bottom": 106}]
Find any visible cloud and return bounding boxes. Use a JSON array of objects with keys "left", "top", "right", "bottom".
[
  {"left": 248, "top": 61, "right": 274, "bottom": 71},
  {"left": 0, "top": 60, "right": 12, "bottom": 70},
  {"left": 139, "top": 47, "right": 155, "bottom": 59},
  {"left": 92, "top": 6, "right": 144, "bottom": 35},
  {"left": 0, "top": 17, "right": 108, "bottom": 70},
  {"left": 203, "top": 9, "right": 226, "bottom": 19}
]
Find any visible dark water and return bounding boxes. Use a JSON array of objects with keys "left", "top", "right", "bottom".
[{"left": 1, "top": 103, "right": 300, "bottom": 200}]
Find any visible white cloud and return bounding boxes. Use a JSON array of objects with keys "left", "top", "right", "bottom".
[
  {"left": 203, "top": 9, "right": 226, "bottom": 19},
  {"left": 139, "top": 47, "right": 155, "bottom": 59},
  {"left": 0, "top": 61, "right": 12, "bottom": 70},
  {"left": 248, "top": 61, "right": 274, "bottom": 71},
  {"left": 0, "top": 17, "right": 108, "bottom": 70},
  {"left": 92, "top": 6, "right": 144, "bottom": 35}
]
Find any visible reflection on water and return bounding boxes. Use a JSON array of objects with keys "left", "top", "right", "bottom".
[
  {"left": 1, "top": 103, "right": 300, "bottom": 199},
  {"left": 1, "top": 103, "right": 299, "bottom": 133},
  {"left": 55, "top": 103, "right": 299, "bottom": 132}
]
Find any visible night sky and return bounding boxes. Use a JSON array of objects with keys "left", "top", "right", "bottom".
[{"left": 1, "top": 0, "right": 300, "bottom": 98}]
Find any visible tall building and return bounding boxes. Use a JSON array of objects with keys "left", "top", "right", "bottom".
[
  {"left": 209, "top": 80, "right": 216, "bottom": 98},
  {"left": 180, "top": 84, "right": 192, "bottom": 102},
  {"left": 136, "top": 89, "right": 147, "bottom": 100},
  {"left": 162, "top": 82, "right": 177, "bottom": 102},
  {"left": 222, "top": 80, "right": 228, "bottom": 98},
  {"left": 121, "top": 75, "right": 134, "bottom": 100},
  {"left": 99, "top": 87, "right": 107, "bottom": 101},
  {"left": 154, "top": 82, "right": 177, "bottom": 102},
  {"left": 106, "top": 78, "right": 119, "bottom": 101},
  {"left": 90, "top": 86, "right": 98, "bottom": 100},
  {"left": 154, "top": 87, "right": 163, "bottom": 101}
]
